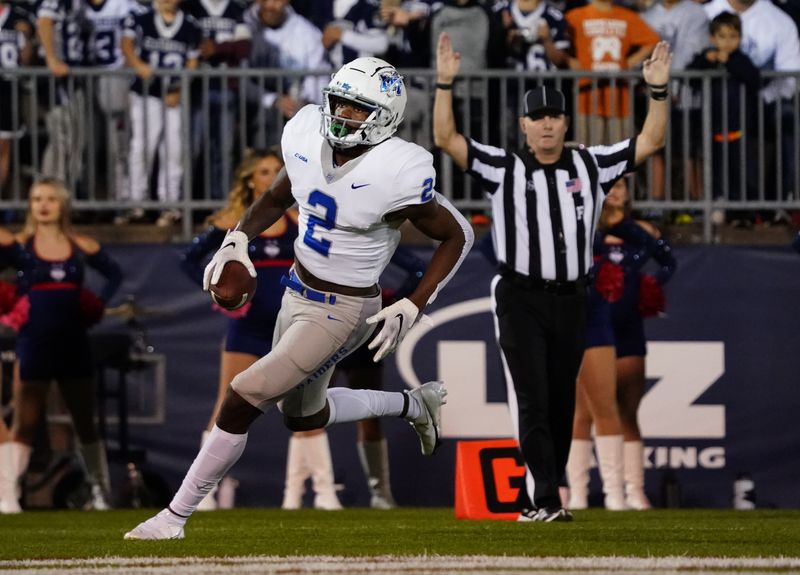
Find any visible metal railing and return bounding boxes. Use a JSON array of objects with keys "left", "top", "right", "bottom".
[{"left": 2, "top": 66, "right": 799, "bottom": 241}]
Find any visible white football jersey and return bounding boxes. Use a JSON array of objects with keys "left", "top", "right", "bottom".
[
  {"left": 84, "top": 0, "right": 139, "bottom": 69},
  {"left": 281, "top": 104, "right": 436, "bottom": 288}
]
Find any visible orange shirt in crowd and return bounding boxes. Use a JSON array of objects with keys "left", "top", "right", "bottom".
[{"left": 566, "top": 4, "right": 660, "bottom": 117}]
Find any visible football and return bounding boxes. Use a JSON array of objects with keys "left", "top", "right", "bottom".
[{"left": 209, "top": 261, "right": 257, "bottom": 310}]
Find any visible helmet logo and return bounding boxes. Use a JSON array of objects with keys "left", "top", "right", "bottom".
[
  {"left": 379, "top": 72, "right": 402, "bottom": 97},
  {"left": 341, "top": 82, "right": 352, "bottom": 91}
]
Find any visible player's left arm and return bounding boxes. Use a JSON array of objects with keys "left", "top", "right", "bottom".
[{"left": 388, "top": 196, "right": 474, "bottom": 311}]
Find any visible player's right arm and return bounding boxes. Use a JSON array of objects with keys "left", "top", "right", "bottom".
[
  {"left": 433, "top": 32, "right": 468, "bottom": 170},
  {"left": 203, "top": 168, "right": 294, "bottom": 289}
]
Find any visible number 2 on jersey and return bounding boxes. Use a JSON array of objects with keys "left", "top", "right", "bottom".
[
  {"left": 421, "top": 178, "right": 434, "bottom": 202},
  {"left": 303, "top": 190, "right": 337, "bottom": 257}
]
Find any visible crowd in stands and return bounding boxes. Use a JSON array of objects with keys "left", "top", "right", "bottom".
[{"left": 1, "top": 0, "right": 799, "bottom": 227}]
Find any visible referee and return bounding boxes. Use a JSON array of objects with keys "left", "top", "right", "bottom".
[{"left": 434, "top": 32, "right": 672, "bottom": 522}]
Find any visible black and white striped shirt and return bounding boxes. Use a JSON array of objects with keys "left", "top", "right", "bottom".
[{"left": 467, "top": 138, "right": 636, "bottom": 282}]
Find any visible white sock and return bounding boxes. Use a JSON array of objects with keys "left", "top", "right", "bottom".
[
  {"left": 77, "top": 441, "right": 111, "bottom": 494},
  {"left": 169, "top": 425, "right": 248, "bottom": 521},
  {"left": 326, "top": 388, "right": 420, "bottom": 425}
]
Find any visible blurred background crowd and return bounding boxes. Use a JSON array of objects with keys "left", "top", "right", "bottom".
[{"left": 0, "top": 0, "right": 799, "bottom": 238}]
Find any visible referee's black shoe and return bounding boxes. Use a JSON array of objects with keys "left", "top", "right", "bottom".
[{"left": 517, "top": 507, "right": 574, "bottom": 522}]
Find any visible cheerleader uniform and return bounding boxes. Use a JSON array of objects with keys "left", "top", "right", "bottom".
[
  {"left": 10, "top": 239, "right": 122, "bottom": 381},
  {"left": 607, "top": 223, "right": 676, "bottom": 358},
  {"left": 584, "top": 219, "right": 671, "bottom": 351},
  {"left": 181, "top": 217, "right": 297, "bottom": 356}
]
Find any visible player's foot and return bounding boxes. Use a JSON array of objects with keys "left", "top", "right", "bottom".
[
  {"left": 124, "top": 508, "right": 185, "bottom": 540},
  {"left": 517, "top": 507, "right": 574, "bottom": 522},
  {"left": 405, "top": 381, "right": 447, "bottom": 456}
]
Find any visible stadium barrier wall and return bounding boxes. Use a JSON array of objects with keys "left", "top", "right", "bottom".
[{"left": 56, "top": 242, "right": 800, "bottom": 510}]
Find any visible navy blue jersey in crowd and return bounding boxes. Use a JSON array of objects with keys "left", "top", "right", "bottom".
[
  {"left": 123, "top": 7, "right": 201, "bottom": 97},
  {"left": 0, "top": 4, "right": 33, "bottom": 73},
  {"left": 0, "top": 3, "right": 33, "bottom": 135},
  {"left": 7, "top": 239, "right": 122, "bottom": 380},
  {"left": 36, "top": 0, "right": 88, "bottom": 66},
  {"left": 180, "top": 0, "right": 248, "bottom": 67},
  {"left": 508, "top": 0, "right": 569, "bottom": 71},
  {"left": 181, "top": 216, "right": 297, "bottom": 356},
  {"left": 83, "top": 0, "right": 138, "bottom": 68},
  {"left": 331, "top": 0, "right": 386, "bottom": 69}
]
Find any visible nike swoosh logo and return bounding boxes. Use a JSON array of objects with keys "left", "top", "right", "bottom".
[
  {"left": 222, "top": 241, "right": 235, "bottom": 250},
  {"left": 327, "top": 315, "right": 343, "bottom": 322},
  {"left": 351, "top": 183, "right": 370, "bottom": 189}
]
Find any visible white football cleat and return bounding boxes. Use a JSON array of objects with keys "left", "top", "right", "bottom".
[
  {"left": 124, "top": 508, "right": 185, "bottom": 540},
  {"left": 406, "top": 381, "right": 448, "bottom": 456}
]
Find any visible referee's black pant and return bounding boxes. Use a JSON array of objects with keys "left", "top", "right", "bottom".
[{"left": 492, "top": 274, "right": 588, "bottom": 510}]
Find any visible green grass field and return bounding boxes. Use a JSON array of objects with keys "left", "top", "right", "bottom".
[{"left": 1, "top": 508, "right": 799, "bottom": 561}]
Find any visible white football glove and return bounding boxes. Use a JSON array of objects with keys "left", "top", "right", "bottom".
[
  {"left": 366, "top": 298, "right": 420, "bottom": 362},
  {"left": 202, "top": 229, "right": 256, "bottom": 291}
]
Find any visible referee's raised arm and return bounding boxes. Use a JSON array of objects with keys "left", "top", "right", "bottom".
[
  {"left": 433, "top": 32, "right": 468, "bottom": 170},
  {"left": 635, "top": 41, "right": 673, "bottom": 166}
]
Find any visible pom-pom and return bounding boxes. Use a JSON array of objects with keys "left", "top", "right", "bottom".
[
  {"left": 638, "top": 274, "right": 666, "bottom": 317},
  {"left": 595, "top": 261, "right": 624, "bottom": 303}
]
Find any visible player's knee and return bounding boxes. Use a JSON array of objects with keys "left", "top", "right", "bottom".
[{"left": 283, "top": 405, "right": 330, "bottom": 432}]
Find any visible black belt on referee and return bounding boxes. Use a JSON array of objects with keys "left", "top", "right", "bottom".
[{"left": 501, "top": 270, "right": 587, "bottom": 295}]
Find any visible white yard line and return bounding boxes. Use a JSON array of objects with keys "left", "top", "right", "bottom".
[{"left": 2, "top": 555, "right": 800, "bottom": 575}]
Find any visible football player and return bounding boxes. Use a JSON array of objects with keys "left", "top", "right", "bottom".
[{"left": 124, "top": 57, "right": 474, "bottom": 539}]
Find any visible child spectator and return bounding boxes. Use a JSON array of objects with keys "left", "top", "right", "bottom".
[{"left": 687, "top": 11, "right": 760, "bottom": 224}]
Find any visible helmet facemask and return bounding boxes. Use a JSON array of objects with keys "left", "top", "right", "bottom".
[{"left": 319, "top": 58, "right": 407, "bottom": 149}]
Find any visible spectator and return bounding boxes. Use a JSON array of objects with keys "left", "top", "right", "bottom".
[
  {"left": 642, "top": 0, "right": 708, "bottom": 203},
  {"left": 566, "top": 0, "right": 659, "bottom": 144},
  {"left": 704, "top": 0, "right": 800, "bottom": 210},
  {"left": 83, "top": 0, "right": 140, "bottom": 206},
  {"left": 687, "top": 12, "right": 760, "bottom": 226},
  {"left": 0, "top": 0, "right": 34, "bottom": 192},
  {"left": 37, "top": 0, "right": 90, "bottom": 190},
  {"left": 244, "top": 0, "right": 328, "bottom": 148},
  {"left": 430, "top": 0, "right": 508, "bottom": 141},
  {"left": 183, "top": 0, "right": 252, "bottom": 202},
  {"left": 505, "top": 0, "right": 571, "bottom": 72},
  {"left": 119, "top": 0, "right": 202, "bottom": 227},
  {"left": 322, "top": 0, "right": 389, "bottom": 71},
  {"left": 381, "top": 1, "right": 433, "bottom": 146},
  {"left": 0, "top": 178, "right": 123, "bottom": 514}
]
